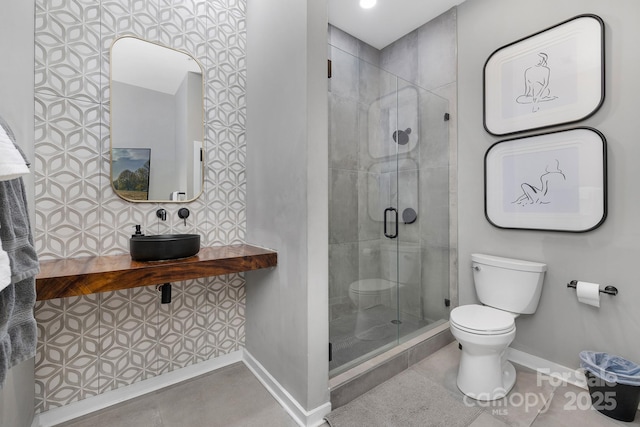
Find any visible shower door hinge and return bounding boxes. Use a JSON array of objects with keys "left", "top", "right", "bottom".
[
  {"left": 444, "top": 298, "right": 451, "bottom": 307},
  {"left": 328, "top": 60, "right": 332, "bottom": 79},
  {"left": 444, "top": 113, "right": 450, "bottom": 121},
  {"left": 329, "top": 342, "right": 333, "bottom": 362}
]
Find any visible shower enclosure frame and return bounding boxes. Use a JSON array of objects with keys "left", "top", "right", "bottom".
[{"left": 328, "top": 41, "right": 453, "bottom": 377}]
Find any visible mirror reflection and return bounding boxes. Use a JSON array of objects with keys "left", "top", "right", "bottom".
[{"left": 110, "top": 36, "right": 204, "bottom": 202}]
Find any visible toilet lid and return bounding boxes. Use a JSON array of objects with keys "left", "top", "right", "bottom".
[
  {"left": 350, "top": 278, "right": 395, "bottom": 294},
  {"left": 450, "top": 304, "right": 515, "bottom": 335}
]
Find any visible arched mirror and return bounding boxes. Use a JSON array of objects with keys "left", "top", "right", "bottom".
[{"left": 110, "top": 36, "right": 204, "bottom": 202}]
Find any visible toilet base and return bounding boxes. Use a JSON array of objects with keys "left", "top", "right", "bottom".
[
  {"left": 457, "top": 353, "right": 516, "bottom": 401},
  {"left": 451, "top": 322, "right": 517, "bottom": 402}
]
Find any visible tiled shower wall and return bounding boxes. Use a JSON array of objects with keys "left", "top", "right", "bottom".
[
  {"left": 328, "top": 9, "right": 456, "bottom": 325},
  {"left": 33, "top": 0, "right": 246, "bottom": 412},
  {"left": 379, "top": 8, "right": 458, "bottom": 315}
]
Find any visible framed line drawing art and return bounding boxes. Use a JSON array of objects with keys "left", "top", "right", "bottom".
[
  {"left": 485, "top": 127, "right": 607, "bottom": 232},
  {"left": 484, "top": 14, "right": 605, "bottom": 136}
]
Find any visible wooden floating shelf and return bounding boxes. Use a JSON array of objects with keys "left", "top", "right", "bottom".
[{"left": 36, "top": 244, "right": 277, "bottom": 301}]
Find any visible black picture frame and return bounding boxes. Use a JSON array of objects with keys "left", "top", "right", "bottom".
[
  {"left": 484, "top": 127, "right": 607, "bottom": 232},
  {"left": 483, "top": 14, "right": 605, "bottom": 136}
]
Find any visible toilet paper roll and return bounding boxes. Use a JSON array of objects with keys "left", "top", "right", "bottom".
[{"left": 576, "top": 281, "right": 600, "bottom": 308}]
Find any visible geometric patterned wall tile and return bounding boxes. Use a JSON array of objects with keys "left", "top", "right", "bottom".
[
  {"left": 34, "top": 0, "right": 247, "bottom": 413},
  {"left": 101, "top": 0, "right": 160, "bottom": 40},
  {"left": 207, "top": 273, "right": 245, "bottom": 357},
  {"left": 158, "top": 0, "right": 208, "bottom": 58},
  {"left": 35, "top": 0, "right": 103, "bottom": 103},
  {"left": 100, "top": 0, "right": 161, "bottom": 101},
  {"left": 99, "top": 287, "right": 159, "bottom": 391},
  {"left": 156, "top": 279, "right": 210, "bottom": 372},
  {"left": 34, "top": 95, "right": 106, "bottom": 260},
  {"left": 34, "top": 294, "right": 102, "bottom": 412}
]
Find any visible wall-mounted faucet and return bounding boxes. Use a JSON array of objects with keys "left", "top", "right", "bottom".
[
  {"left": 156, "top": 208, "right": 167, "bottom": 221},
  {"left": 178, "top": 208, "right": 190, "bottom": 226}
]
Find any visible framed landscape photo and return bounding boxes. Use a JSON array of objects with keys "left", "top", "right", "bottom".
[
  {"left": 485, "top": 127, "right": 606, "bottom": 232},
  {"left": 484, "top": 14, "right": 604, "bottom": 136},
  {"left": 111, "top": 148, "right": 151, "bottom": 201}
]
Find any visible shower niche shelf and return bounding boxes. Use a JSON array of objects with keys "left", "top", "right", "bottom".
[{"left": 35, "top": 244, "right": 277, "bottom": 301}]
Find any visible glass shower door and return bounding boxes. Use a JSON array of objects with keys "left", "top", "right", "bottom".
[
  {"left": 328, "top": 47, "right": 402, "bottom": 374},
  {"left": 328, "top": 44, "right": 450, "bottom": 376},
  {"left": 394, "top": 78, "right": 450, "bottom": 343},
  {"left": 355, "top": 64, "right": 401, "bottom": 343}
]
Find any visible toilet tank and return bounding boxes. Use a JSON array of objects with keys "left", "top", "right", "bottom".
[
  {"left": 380, "top": 242, "right": 421, "bottom": 284},
  {"left": 472, "top": 253, "right": 547, "bottom": 314}
]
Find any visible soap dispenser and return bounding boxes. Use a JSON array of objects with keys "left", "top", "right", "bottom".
[{"left": 132, "top": 225, "right": 144, "bottom": 237}]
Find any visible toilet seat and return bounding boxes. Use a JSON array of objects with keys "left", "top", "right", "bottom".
[
  {"left": 450, "top": 304, "right": 515, "bottom": 335},
  {"left": 349, "top": 278, "right": 395, "bottom": 294}
]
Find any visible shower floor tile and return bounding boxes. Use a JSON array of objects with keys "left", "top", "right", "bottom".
[{"left": 329, "top": 305, "right": 429, "bottom": 373}]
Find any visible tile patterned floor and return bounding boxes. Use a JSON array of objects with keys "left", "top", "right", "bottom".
[
  {"left": 57, "top": 343, "right": 640, "bottom": 427},
  {"left": 57, "top": 363, "right": 300, "bottom": 427},
  {"left": 328, "top": 342, "right": 640, "bottom": 427}
]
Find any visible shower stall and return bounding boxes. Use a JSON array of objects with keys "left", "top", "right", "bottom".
[{"left": 328, "top": 41, "right": 451, "bottom": 376}]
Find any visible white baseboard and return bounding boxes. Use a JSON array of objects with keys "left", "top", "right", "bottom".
[
  {"left": 32, "top": 351, "right": 243, "bottom": 427},
  {"left": 507, "top": 347, "right": 587, "bottom": 389},
  {"left": 243, "top": 349, "right": 331, "bottom": 427}
]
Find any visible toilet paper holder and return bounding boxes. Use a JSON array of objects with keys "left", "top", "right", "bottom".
[{"left": 567, "top": 280, "right": 618, "bottom": 296}]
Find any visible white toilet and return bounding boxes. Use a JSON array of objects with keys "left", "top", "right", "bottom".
[
  {"left": 348, "top": 242, "right": 420, "bottom": 340},
  {"left": 450, "top": 253, "right": 546, "bottom": 401}
]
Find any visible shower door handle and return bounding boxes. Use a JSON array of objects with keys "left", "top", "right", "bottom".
[{"left": 384, "top": 207, "right": 398, "bottom": 239}]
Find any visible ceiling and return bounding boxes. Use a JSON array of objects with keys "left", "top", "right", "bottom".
[
  {"left": 112, "top": 3, "right": 467, "bottom": 92},
  {"left": 328, "top": 0, "right": 466, "bottom": 50},
  {"left": 111, "top": 37, "right": 202, "bottom": 95}
]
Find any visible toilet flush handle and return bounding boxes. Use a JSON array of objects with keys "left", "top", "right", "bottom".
[{"left": 472, "top": 265, "right": 481, "bottom": 271}]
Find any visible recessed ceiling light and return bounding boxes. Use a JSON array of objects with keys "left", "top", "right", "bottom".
[{"left": 360, "top": 0, "right": 376, "bottom": 9}]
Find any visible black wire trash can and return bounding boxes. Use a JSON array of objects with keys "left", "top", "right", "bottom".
[{"left": 580, "top": 351, "right": 640, "bottom": 422}]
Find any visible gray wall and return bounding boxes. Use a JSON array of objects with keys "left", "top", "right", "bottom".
[
  {"left": 112, "top": 81, "right": 176, "bottom": 200},
  {"left": 458, "top": 0, "right": 640, "bottom": 368},
  {"left": 0, "top": 2, "right": 35, "bottom": 427},
  {"left": 246, "top": 0, "right": 329, "bottom": 412},
  {"left": 183, "top": 72, "right": 203, "bottom": 198},
  {"left": 175, "top": 71, "right": 203, "bottom": 198},
  {"left": 175, "top": 75, "right": 189, "bottom": 194}
]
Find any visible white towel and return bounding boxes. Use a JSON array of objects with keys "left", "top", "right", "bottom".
[
  {"left": 0, "top": 233, "right": 9, "bottom": 293},
  {"left": 0, "top": 123, "right": 29, "bottom": 181}
]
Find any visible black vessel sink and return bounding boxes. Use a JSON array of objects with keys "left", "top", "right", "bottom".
[{"left": 130, "top": 234, "right": 200, "bottom": 261}]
